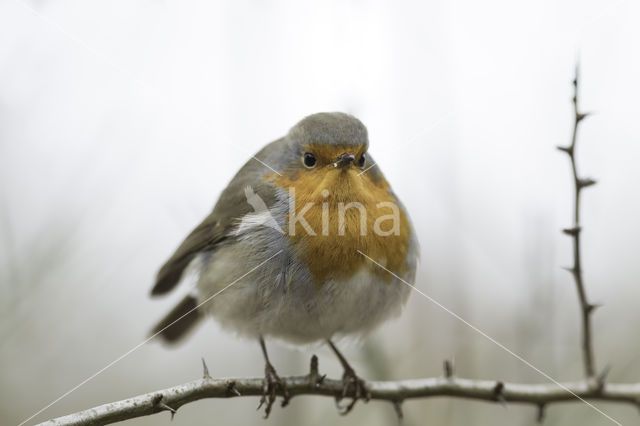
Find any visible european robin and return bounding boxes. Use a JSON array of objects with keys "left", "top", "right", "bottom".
[{"left": 150, "top": 112, "right": 419, "bottom": 415}]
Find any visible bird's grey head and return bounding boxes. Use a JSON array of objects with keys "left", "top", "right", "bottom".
[
  {"left": 286, "top": 112, "right": 369, "bottom": 150},
  {"left": 275, "top": 112, "right": 371, "bottom": 173}
]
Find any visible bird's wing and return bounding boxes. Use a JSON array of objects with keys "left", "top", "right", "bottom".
[
  {"left": 150, "top": 138, "right": 284, "bottom": 296},
  {"left": 151, "top": 212, "right": 225, "bottom": 296}
]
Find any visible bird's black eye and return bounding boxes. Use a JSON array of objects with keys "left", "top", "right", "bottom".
[
  {"left": 303, "top": 152, "right": 317, "bottom": 168},
  {"left": 357, "top": 153, "right": 366, "bottom": 168}
]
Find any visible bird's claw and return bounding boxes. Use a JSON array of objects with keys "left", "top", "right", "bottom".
[
  {"left": 335, "top": 366, "right": 370, "bottom": 415},
  {"left": 257, "top": 362, "right": 290, "bottom": 418}
]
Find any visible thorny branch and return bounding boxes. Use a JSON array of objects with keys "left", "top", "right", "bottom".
[
  {"left": 36, "top": 356, "right": 640, "bottom": 426},
  {"left": 557, "top": 63, "right": 598, "bottom": 379},
  {"left": 33, "top": 66, "right": 640, "bottom": 426}
]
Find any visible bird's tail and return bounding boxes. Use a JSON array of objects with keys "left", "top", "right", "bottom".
[{"left": 150, "top": 295, "right": 203, "bottom": 343}]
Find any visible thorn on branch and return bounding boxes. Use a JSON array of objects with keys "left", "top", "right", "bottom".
[
  {"left": 576, "top": 112, "right": 591, "bottom": 123},
  {"left": 202, "top": 358, "right": 211, "bottom": 379},
  {"left": 562, "top": 226, "right": 582, "bottom": 236},
  {"left": 308, "top": 355, "right": 326, "bottom": 386},
  {"left": 493, "top": 381, "right": 507, "bottom": 406},
  {"left": 556, "top": 145, "right": 573, "bottom": 156},
  {"left": 596, "top": 365, "right": 611, "bottom": 393},
  {"left": 152, "top": 393, "right": 176, "bottom": 420},
  {"left": 226, "top": 380, "right": 241, "bottom": 397},
  {"left": 586, "top": 303, "right": 602, "bottom": 314},
  {"left": 317, "top": 374, "right": 327, "bottom": 386},
  {"left": 310, "top": 355, "right": 319, "bottom": 376},
  {"left": 577, "top": 178, "right": 597, "bottom": 189},
  {"left": 152, "top": 393, "right": 163, "bottom": 406},
  {"left": 162, "top": 404, "right": 177, "bottom": 420},
  {"left": 444, "top": 358, "right": 455, "bottom": 378},
  {"left": 392, "top": 400, "right": 404, "bottom": 420},
  {"left": 536, "top": 403, "right": 546, "bottom": 423},
  {"left": 562, "top": 266, "right": 578, "bottom": 276}
]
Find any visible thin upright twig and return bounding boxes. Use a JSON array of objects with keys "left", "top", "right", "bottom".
[{"left": 557, "top": 63, "right": 598, "bottom": 379}]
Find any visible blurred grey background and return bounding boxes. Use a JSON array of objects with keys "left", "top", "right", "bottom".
[{"left": 1, "top": 1, "right": 639, "bottom": 425}]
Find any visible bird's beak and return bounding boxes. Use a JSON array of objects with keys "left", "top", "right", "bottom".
[{"left": 333, "top": 153, "right": 355, "bottom": 168}]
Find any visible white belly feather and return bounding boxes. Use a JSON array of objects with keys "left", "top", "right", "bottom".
[{"left": 196, "top": 243, "right": 411, "bottom": 344}]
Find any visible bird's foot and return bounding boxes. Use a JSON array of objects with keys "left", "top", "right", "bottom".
[
  {"left": 335, "top": 366, "right": 370, "bottom": 415},
  {"left": 257, "top": 361, "right": 290, "bottom": 418}
]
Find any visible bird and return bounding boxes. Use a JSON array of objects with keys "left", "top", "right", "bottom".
[{"left": 150, "top": 112, "right": 419, "bottom": 416}]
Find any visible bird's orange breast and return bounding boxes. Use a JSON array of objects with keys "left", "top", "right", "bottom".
[{"left": 266, "top": 149, "right": 410, "bottom": 285}]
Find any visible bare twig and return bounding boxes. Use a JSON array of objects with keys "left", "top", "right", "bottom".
[
  {"left": 36, "top": 375, "right": 640, "bottom": 426},
  {"left": 557, "top": 63, "right": 597, "bottom": 379}
]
